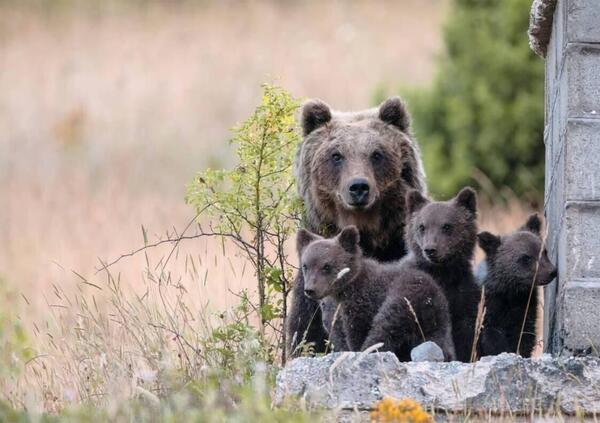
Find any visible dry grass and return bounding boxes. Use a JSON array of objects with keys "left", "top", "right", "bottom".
[
  {"left": 0, "top": 1, "right": 448, "bottom": 412},
  {"left": 0, "top": 1, "right": 545, "bottom": 416},
  {"left": 0, "top": 0, "right": 447, "bottom": 321}
]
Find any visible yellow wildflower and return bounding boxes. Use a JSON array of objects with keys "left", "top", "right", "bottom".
[{"left": 370, "top": 397, "right": 433, "bottom": 423}]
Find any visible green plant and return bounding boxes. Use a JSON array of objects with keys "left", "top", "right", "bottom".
[
  {"left": 0, "top": 84, "right": 307, "bottom": 419},
  {"left": 0, "top": 276, "right": 35, "bottom": 407},
  {"left": 387, "top": 0, "right": 545, "bottom": 202},
  {"left": 187, "top": 84, "right": 302, "bottom": 363}
]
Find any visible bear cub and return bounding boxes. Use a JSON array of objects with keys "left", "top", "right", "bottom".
[
  {"left": 403, "top": 187, "right": 482, "bottom": 362},
  {"left": 297, "top": 226, "right": 456, "bottom": 362},
  {"left": 478, "top": 214, "right": 557, "bottom": 358}
]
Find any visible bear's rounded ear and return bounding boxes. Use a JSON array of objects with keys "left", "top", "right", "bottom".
[
  {"left": 302, "top": 99, "right": 332, "bottom": 136},
  {"left": 406, "top": 190, "right": 429, "bottom": 215},
  {"left": 520, "top": 213, "right": 541, "bottom": 235},
  {"left": 477, "top": 231, "right": 501, "bottom": 257},
  {"left": 296, "top": 229, "right": 319, "bottom": 255},
  {"left": 337, "top": 225, "right": 360, "bottom": 254},
  {"left": 454, "top": 187, "right": 477, "bottom": 216},
  {"left": 378, "top": 97, "right": 410, "bottom": 132}
]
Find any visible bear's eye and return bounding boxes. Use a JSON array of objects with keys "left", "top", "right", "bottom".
[
  {"left": 302, "top": 264, "right": 307, "bottom": 272},
  {"left": 418, "top": 224, "right": 425, "bottom": 234},
  {"left": 442, "top": 223, "right": 453, "bottom": 234},
  {"left": 331, "top": 152, "right": 343, "bottom": 165},
  {"left": 371, "top": 151, "right": 384, "bottom": 163},
  {"left": 519, "top": 255, "right": 533, "bottom": 266},
  {"left": 322, "top": 264, "right": 332, "bottom": 274}
]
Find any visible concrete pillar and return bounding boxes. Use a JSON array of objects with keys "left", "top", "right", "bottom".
[{"left": 529, "top": 0, "right": 600, "bottom": 355}]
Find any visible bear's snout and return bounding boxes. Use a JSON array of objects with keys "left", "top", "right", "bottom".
[
  {"left": 536, "top": 263, "right": 558, "bottom": 286},
  {"left": 347, "top": 178, "right": 371, "bottom": 206}
]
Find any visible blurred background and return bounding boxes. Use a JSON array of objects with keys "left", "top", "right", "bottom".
[{"left": 0, "top": 0, "right": 541, "bottom": 326}]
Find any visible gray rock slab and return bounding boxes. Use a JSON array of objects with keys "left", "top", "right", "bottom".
[
  {"left": 410, "top": 341, "right": 445, "bottom": 363},
  {"left": 274, "top": 352, "right": 600, "bottom": 415}
]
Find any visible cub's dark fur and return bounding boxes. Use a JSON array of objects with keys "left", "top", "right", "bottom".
[
  {"left": 296, "top": 226, "right": 455, "bottom": 361},
  {"left": 478, "top": 214, "right": 557, "bottom": 358},
  {"left": 402, "top": 187, "right": 482, "bottom": 362}
]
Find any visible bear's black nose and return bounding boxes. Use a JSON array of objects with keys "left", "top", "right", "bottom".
[
  {"left": 348, "top": 178, "right": 370, "bottom": 205},
  {"left": 549, "top": 269, "right": 558, "bottom": 280},
  {"left": 424, "top": 248, "right": 437, "bottom": 260}
]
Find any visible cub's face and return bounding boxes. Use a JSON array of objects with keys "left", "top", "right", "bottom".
[
  {"left": 406, "top": 187, "right": 478, "bottom": 265},
  {"left": 296, "top": 226, "right": 360, "bottom": 300},
  {"left": 497, "top": 234, "right": 557, "bottom": 287},
  {"left": 478, "top": 214, "right": 558, "bottom": 289}
]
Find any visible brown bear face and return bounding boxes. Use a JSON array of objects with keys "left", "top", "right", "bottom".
[
  {"left": 297, "top": 97, "right": 426, "bottom": 243},
  {"left": 406, "top": 187, "right": 478, "bottom": 265},
  {"left": 312, "top": 122, "right": 402, "bottom": 212},
  {"left": 478, "top": 214, "right": 558, "bottom": 289},
  {"left": 296, "top": 226, "right": 361, "bottom": 300}
]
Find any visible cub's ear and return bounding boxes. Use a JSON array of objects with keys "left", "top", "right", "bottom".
[
  {"left": 378, "top": 97, "right": 410, "bottom": 132},
  {"left": 296, "top": 229, "right": 319, "bottom": 255},
  {"left": 520, "top": 213, "right": 541, "bottom": 235},
  {"left": 454, "top": 187, "right": 477, "bottom": 216},
  {"left": 302, "top": 99, "right": 332, "bottom": 136},
  {"left": 406, "top": 190, "right": 429, "bottom": 215},
  {"left": 477, "top": 231, "right": 501, "bottom": 257},
  {"left": 337, "top": 226, "right": 360, "bottom": 254}
]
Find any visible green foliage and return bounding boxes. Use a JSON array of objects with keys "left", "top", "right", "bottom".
[
  {"left": 201, "top": 292, "right": 272, "bottom": 381},
  {"left": 0, "top": 373, "right": 319, "bottom": 423},
  {"left": 187, "top": 84, "right": 302, "bottom": 360},
  {"left": 0, "top": 276, "right": 35, "bottom": 405},
  {"left": 0, "top": 85, "right": 308, "bottom": 420},
  {"left": 397, "top": 0, "right": 545, "bottom": 201}
]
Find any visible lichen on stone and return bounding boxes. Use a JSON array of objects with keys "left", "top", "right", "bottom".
[{"left": 528, "top": 0, "right": 557, "bottom": 57}]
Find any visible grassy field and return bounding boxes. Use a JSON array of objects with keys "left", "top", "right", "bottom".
[{"left": 0, "top": 1, "right": 540, "bottom": 420}]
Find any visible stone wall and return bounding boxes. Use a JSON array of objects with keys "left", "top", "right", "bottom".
[
  {"left": 275, "top": 352, "right": 600, "bottom": 415},
  {"left": 530, "top": 0, "right": 600, "bottom": 355}
]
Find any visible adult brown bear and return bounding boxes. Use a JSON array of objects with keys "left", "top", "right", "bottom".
[{"left": 287, "top": 97, "right": 427, "bottom": 356}]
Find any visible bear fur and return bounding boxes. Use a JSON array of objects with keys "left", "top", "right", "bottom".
[
  {"left": 287, "top": 97, "right": 427, "bottom": 356},
  {"left": 478, "top": 214, "right": 557, "bottom": 358},
  {"left": 402, "top": 187, "right": 482, "bottom": 362},
  {"left": 296, "top": 226, "right": 456, "bottom": 362}
]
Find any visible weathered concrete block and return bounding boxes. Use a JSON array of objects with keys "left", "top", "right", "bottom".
[
  {"left": 553, "top": 59, "right": 569, "bottom": 145},
  {"left": 275, "top": 352, "right": 600, "bottom": 415},
  {"left": 559, "top": 280, "right": 600, "bottom": 354},
  {"left": 545, "top": 22, "right": 556, "bottom": 118},
  {"left": 564, "top": 202, "right": 600, "bottom": 280},
  {"left": 544, "top": 279, "right": 559, "bottom": 352},
  {"left": 544, "top": 141, "right": 564, "bottom": 256},
  {"left": 566, "top": 44, "right": 600, "bottom": 118},
  {"left": 567, "top": 0, "right": 600, "bottom": 44},
  {"left": 553, "top": 0, "right": 566, "bottom": 82},
  {"left": 534, "top": 0, "right": 600, "bottom": 358},
  {"left": 544, "top": 81, "right": 566, "bottom": 204},
  {"left": 565, "top": 119, "right": 600, "bottom": 201}
]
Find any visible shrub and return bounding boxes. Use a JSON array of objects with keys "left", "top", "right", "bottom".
[
  {"left": 187, "top": 84, "right": 302, "bottom": 362},
  {"left": 1, "top": 85, "right": 306, "bottom": 420},
  {"left": 393, "top": 0, "right": 545, "bottom": 202}
]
